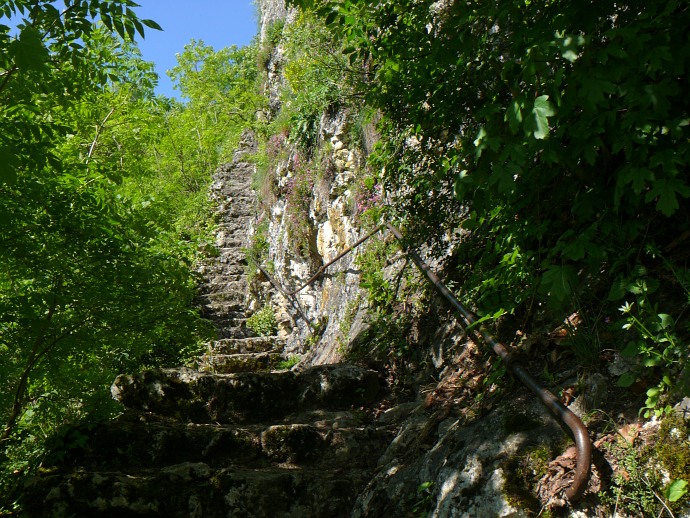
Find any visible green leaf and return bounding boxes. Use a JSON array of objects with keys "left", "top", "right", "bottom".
[
  {"left": 657, "top": 313, "right": 674, "bottom": 330},
  {"left": 11, "top": 26, "right": 48, "bottom": 71},
  {"left": 608, "top": 277, "right": 627, "bottom": 301},
  {"left": 529, "top": 95, "right": 555, "bottom": 140},
  {"left": 644, "top": 178, "right": 690, "bottom": 216},
  {"left": 617, "top": 372, "right": 636, "bottom": 388},
  {"left": 620, "top": 342, "right": 640, "bottom": 358},
  {"left": 124, "top": 19, "right": 135, "bottom": 41},
  {"left": 132, "top": 17, "right": 145, "bottom": 38},
  {"left": 325, "top": 10, "right": 338, "bottom": 26},
  {"left": 0, "top": 146, "right": 18, "bottom": 185},
  {"left": 665, "top": 480, "right": 688, "bottom": 503},
  {"left": 141, "top": 19, "right": 163, "bottom": 31},
  {"left": 505, "top": 100, "right": 523, "bottom": 134},
  {"left": 539, "top": 264, "right": 577, "bottom": 302}
]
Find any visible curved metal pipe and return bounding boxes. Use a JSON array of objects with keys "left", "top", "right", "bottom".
[
  {"left": 285, "top": 224, "right": 385, "bottom": 296},
  {"left": 385, "top": 223, "right": 591, "bottom": 500}
]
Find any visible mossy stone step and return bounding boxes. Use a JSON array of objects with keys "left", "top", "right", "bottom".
[
  {"left": 197, "top": 351, "right": 282, "bottom": 374},
  {"left": 39, "top": 412, "right": 393, "bottom": 473},
  {"left": 111, "top": 364, "right": 380, "bottom": 424},
  {"left": 207, "top": 336, "right": 282, "bottom": 355},
  {"left": 23, "top": 464, "right": 369, "bottom": 518}
]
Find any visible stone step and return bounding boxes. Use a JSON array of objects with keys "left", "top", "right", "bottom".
[
  {"left": 111, "top": 364, "right": 380, "bottom": 425},
  {"left": 23, "top": 464, "right": 369, "bottom": 518},
  {"left": 198, "top": 351, "right": 282, "bottom": 374},
  {"left": 216, "top": 239, "right": 248, "bottom": 250},
  {"left": 213, "top": 218, "right": 248, "bottom": 229},
  {"left": 226, "top": 207, "right": 254, "bottom": 218},
  {"left": 196, "top": 276, "right": 245, "bottom": 290},
  {"left": 197, "top": 281, "right": 248, "bottom": 297},
  {"left": 214, "top": 197, "right": 256, "bottom": 208},
  {"left": 198, "top": 300, "right": 245, "bottom": 316},
  {"left": 218, "top": 326, "right": 254, "bottom": 339},
  {"left": 217, "top": 246, "right": 251, "bottom": 257},
  {"left": 39, "top": 412, "right": 392, "bottom": 473},
  {"left": 208, "top": 336, "right": 282, "bottom": 355},
  {"left": 200, "top": 292, "right": 248, "bottom": 304},
  {"left": 201, "top": 263, "right": 246, "bottom": 276},
  {"left": 198, "top": 280, "right": 246, "bottom": 294}
]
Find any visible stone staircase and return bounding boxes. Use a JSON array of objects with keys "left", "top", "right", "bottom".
[
  {"left": 21, "top": 135, "right": 395, "bottom": 517},
  {"left": 194, "top": 134, "right": 283, "bottom": 373},
  {"left": 23, "top": 365, "right": 390, "bottom": 517}
]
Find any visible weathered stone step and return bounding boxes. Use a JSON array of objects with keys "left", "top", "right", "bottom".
[
  {"left": 40, "top": 412, "right": 392, "bottom": 473},
  {"left": 226, "top": 207, "right": 254, "bottom": 218},
  {"left": 218, "top": 326, "right": 254, "bottom": 339},
  {"left": 200, "top": 263, "right": 246, "bottom": 277},
  {"left": 197, "top": 292, "right": 247, "bottom": 305},
  {"left": 213, "top": 198, "right": 256, "bottom": 211},
  {"left": 198, "top": 280, "right": 248, "bottom": 296},
  {"left": 208, "top": 336, "right": 282, "bottom": 355},
  {"left": 23, "top": 464, "right": 369, "bottom": 518},
  {"left": 197, "top": 300, "right": 245, "bottom": 316},
  {"left": 216, "top": 239, "right": 248, "bottom": 250},
  {"left": 214, "top": 221, "right": 249, "bottom": 234},
  {"left": 198, "top": 351, "right": 282, "bottom": 374},
  {"left": 111, "top": 364, "right": 380, "bottom": 424}
]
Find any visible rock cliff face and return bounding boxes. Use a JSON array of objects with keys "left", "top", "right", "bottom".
[{"left": 252, "top": 107, "right": 372, "bottom": 365}]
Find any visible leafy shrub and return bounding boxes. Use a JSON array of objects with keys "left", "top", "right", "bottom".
[
  {"left": 276, "top": 356, "right": 300, "bottom": 370},
  {"left": 247, "top": 305, "right": 278, "bottom": 336},
  {"left": 244, "top": 219, "right": 270, "bottom": 281}
]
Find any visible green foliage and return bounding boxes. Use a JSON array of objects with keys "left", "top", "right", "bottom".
[
  {"left": 356, "top": 238, "right": 400, "bottom": 308},
  {"left": 257, "top": 20, "right": 284, "bottom": 73},
  {"left": 601, "top": 418, "right": 690, "bottom": 518},
  {"left": 0, "top": 3, "right": 264, "bottom": 512},
  {"left": 502, "top": 442, "right": 559, "bottom": 514},
  {"left": 604, "top": 441, "right": 660, "bottom": 515},
  {"left": 283, "top": 158, "right": 318, "bottom": 258},
  {"left": 282, "top": 1, "right": 690, "bottom": 411},
  {"left": 276, "top": 8, "right": 351, "bottom": 150},
  {"left": 300, "top": 0, "right": 690, "bottom": 312},
  {"left": 244, "top": 219, "right": 271, "bottom": 281},
  {"left": 410, "top": 481, "right": 435, "bottom": 516},
  {"left": 349, "top": 237, "right": 429, "bottom": 363},
  {"left": 611, "top": 263, "right": 688, "bottom": 417},
  {"left": 247, "top": 305, "right": 278, "bottom": 337},
  {"left": 276, "top": 355, "right": 300, "bottom": 370},
  {"left": 654, "top": 415, "right": 690, "bottom": 509},
  {"left": 336, "top": 295, "right": 361, "bottom": 352}
]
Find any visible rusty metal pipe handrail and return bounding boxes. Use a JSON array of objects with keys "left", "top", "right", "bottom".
[
  {"left": 257, "top": 264, "right": 313, "bottom": 334},
  {"left": 385, "top": 223, "right": 591, "bottom": 501},
  {"left": 284, "top": 224, "right": 385, "bottom": 295}
]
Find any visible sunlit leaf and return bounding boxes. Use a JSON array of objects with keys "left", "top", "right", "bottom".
[
  {"left": 141, "top": 19, "right": 162, "bottom": 31},
  {"left": 529, "top": 95, "right": 555, "bottom": 139},
  {"left": 666, "top": 480, "right": 688, "bottom": 503}
]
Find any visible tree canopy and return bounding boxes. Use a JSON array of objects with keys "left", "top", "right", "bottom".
[
  {"left": 286, "top": 0, "right": 690, "bottom": 416},
  {"left": 0, "top": 2, "right": 259, "bottom": 509}
]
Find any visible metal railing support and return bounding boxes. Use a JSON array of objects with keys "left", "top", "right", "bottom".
[{"left": 284, "top": 224, "right": 385, "bottom": 296}]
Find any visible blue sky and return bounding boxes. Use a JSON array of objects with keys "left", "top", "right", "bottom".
[{"left": 133, "top": 1, "right": 259, "bottom": 98}]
